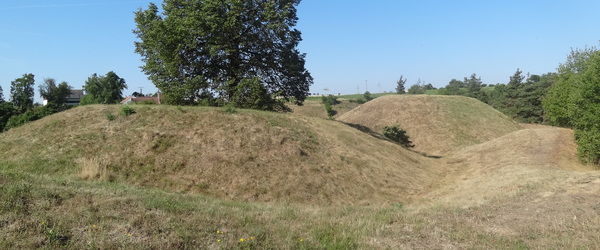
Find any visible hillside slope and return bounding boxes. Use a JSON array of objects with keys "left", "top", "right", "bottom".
[
  {"left": 0, "top": 105, "right": 440, "bottom": 205},
  {"left": 338, "top": 95, "right": 522, "bottom": 155},
  {"left": 421, "top": 127, "right": 592, "bottom": 207}
]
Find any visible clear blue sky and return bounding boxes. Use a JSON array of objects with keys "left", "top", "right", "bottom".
[{"left": 1, "top": 0, "right": 599, "bottom": 101}]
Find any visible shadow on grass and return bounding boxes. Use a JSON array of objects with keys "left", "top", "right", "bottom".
[{"left": 341, "top": 122, "right": 443, "bottom": 159}]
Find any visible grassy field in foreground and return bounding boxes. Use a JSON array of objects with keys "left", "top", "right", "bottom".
[{"left": 4, "top": 166, "right": 600, "bottom": 249}]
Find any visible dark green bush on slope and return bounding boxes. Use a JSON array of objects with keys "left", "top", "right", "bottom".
[
  {"left": 383, "top": 126, "right": 414, "bottom": 148},
  {"left": 321, "top": 95, "right": 340, "bottom": 106},
  {"left": 324, "top": 103, "right": 337, "bottom": 119},
  {"left": 4, "top": 106, "right": 55, "bottom": 130}
]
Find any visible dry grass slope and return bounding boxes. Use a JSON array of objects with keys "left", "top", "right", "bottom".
[
  {"left": 420, "top": 127, "right": 593, "bottom": 207},
  {"left": 0, "top": 104, "right": 440, "bottom": 205},
  {"left": 1, "top": 99, "right": 600, "bottom": 248},
  {"left": 338, "top": 95, "right": 522, "bottom": 155}
]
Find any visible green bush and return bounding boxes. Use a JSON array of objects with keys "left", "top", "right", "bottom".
[
  {"left": 383, "top": 125, "right": 414, "bottom": 148},
  {"left": 120, "top": 106, "right": 136, "bottom": 116},
  {"left": 231, "top": 77, "right": 282, "bottom": 111},
  {"left": 321, "top": 95, "right": 340, "bottom": 106},
  {"left": 4, "top": 106, "right": 55, "bottom": 130},
  {"left": 222, "top": 104, "right": 237, "bottom": 114},
  {"left": 544, "top": 49, "right": 600, "bottom": 164},
  {"left": 79, "top": 94, "right": 96, "bottom": 105},
  {"left": 0, "top": 102, "right": 16, "bottom": 131},
  {"left": 363, "top": 91, "right": 373, "bottom": 101},
  {"left": 324, "top": 103, "right": 337, "bottom": 119},
  {"left": 575, "top": 128, "right": 600, "bottom": 165},
  {"left": 106, "top": 113, "right": 116, "bottom": 121}
]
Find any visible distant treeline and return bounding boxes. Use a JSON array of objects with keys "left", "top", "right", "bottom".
[{"left": 0, "top": 72, "right": 127, "bottom": 131}]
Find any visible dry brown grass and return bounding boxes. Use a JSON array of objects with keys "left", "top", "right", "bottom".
[
  {"left": 338, "top": 94, "right": 522, "bottom": 156},
  {"left": 77, "top": 157, "right": 110, "bottom": 181},
  {"left": 2, "top": 99, "right": 600, "bottom": 248},
  {"left": 0, "top": 104, "right": 440, "bottom": 205},
  {"left": 419, "top": 127, "right": 594, "bottom": 207}
]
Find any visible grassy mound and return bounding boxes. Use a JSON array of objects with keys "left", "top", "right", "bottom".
[
  {"left": 338, "top": 95, "right": 522, "bottom": 155},
  {"left": 1, "top": 104, "right": 599, "bottom": 248},
  {"left": 422, "top": 127, "right": 591, "bottom": 207},
  {"left": 0, "top": 104, "right": 439, "bottom": 205}
]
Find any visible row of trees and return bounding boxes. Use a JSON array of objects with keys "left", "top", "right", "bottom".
[
  {"left": 0, "top": 74, "right": 70, "bottom": 131},
  {"left": 394, "top": 71, "right": 555, "bottom": 123},
  {"left": 0, "top": 71, "right": 127, "bottom": 131},
  {"left": 395, "top": 77, "right": 437, "bottom": 95}
]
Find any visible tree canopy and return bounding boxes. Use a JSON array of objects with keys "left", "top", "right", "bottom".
[
  {"left": 82, "top": 72, "right": 127, "bottom": 104},
  {"left": 39, "top": 78, "right": 72, "bottom": 110},
  {"left": 10, "top": 73, "right": 35, "bottom": 113},
  {"left": 133, "top": 0, "right": 312, "bottom": 107},
  {"left": 544, "top": 48, "right": 600, "bottom": 164}
]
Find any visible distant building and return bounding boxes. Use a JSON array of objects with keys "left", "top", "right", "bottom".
[
  {"left": 120, "top": 94, "right": 161, "bottom": 105},
  {"left": 42, "top": 89, "right": 85, "bottom": 106}
]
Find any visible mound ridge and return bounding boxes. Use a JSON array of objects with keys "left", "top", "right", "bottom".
[
  {"left": 338, "top": 95, "right": 522, "bottom": 155},
  {"left": 0, "top": 105, "right": 440, "bottom": 205}
]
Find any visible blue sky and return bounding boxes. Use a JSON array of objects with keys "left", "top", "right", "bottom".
[{"left": 1, "top": 0, "right": 599, "bottom": 101}]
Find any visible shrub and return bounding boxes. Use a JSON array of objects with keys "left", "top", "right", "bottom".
[
  {"left": 321, "top": 95, "right": 340, "bottom": 106},
  {"left": 544, "top": 50, "right": 600, "bottom": 164},
  {"left": 324, "top": 103, "right": 337, "bottom": 119},
  {"left": 4, "top": 106, "right": 54, "bottom": 130},
  {"left": 383, "top": 125, "right": 414, "bottom": 148},
  {"left": 223, "top": 104, "right": 237, "bottom": 114},
  {"left": 120, "top": 106, "right": 136, "bottom": 116},
  {"left": 231, "top": 77, "right": 281, "bottom": 111},
  {"left": 0, "top": 102, "right": 16, "bottom": 131},
  {"left": 575, "top": 128, "right": 600, "bottom": 165},
  {"left": 106, "top": 113, "right": 116, "bottom": 121},
  {"left": 363, "top": 91, "right": 373, "bottom": 101},
  {"left": 79, "top": 94, "right": 96, "bottom": 105}
]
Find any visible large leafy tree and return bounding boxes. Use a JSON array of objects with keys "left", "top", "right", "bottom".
[
  {"left": 544, "top": 49, "right": 600, "bottom": 164},
  {"left": 133, "top": 0, "right": 313, "bottom": 106},
  {"left": 82, "top": 72, "right": 127, "bottom": 104},
  {"left": 10, "top": 73, "right": 35, "bottom": 113},
  {"left": 544, "top": 47, "right": 599, "bottom": 127},
  {"left": 39, "top": 78, "right": 72, "bottom": 111}
]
